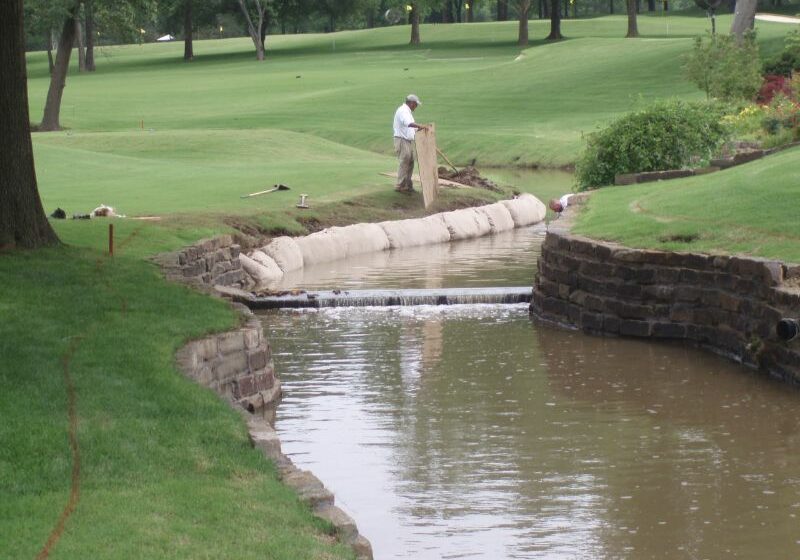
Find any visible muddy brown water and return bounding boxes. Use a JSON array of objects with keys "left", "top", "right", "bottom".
[{"left": 259, "top": 225, "right": 800, "bottom": 559}]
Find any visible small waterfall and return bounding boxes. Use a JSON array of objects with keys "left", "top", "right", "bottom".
[{"left": 250, "top": 287, "right": 532, "bottom": 309}]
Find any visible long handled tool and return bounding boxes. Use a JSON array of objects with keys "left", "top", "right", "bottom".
[
  {"left": 436, "top": 147, "right": 459, "bottom": 174},
  {"left": 240, "top": 184, "right": 290, "bottom": 199}
]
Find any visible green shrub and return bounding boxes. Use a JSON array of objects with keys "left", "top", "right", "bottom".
[
  {"left": 575, "top": 100, "right": 728, "bottom": 189},
  {"left": 684, "top": 32, "right": 763, "bottom": 102},
  {"left": 764, "top": 30, "right": 800, "bottom": 76}
]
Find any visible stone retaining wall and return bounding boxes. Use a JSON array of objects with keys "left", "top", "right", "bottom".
[
  {"left": 174, "top": 304, "right": 374, "bottom": 559},
  {"left": 154, "top": 234, "right": 249, "bottom": 289},
  {"left": 531, "top": 219, "right": 800, "bottom": 383},
  {"left": 175, "top": 304, "right": 280, "bottom": 412}
]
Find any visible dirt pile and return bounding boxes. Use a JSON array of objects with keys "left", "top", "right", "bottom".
[{"left": 438, "top": 166, "right": 501, "bottom": 192}]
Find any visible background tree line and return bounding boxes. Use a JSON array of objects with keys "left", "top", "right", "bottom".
[{"left": 27, "top": 0, "right": 754, "bottom": 54}]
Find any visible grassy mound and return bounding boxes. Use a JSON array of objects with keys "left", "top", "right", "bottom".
[
  {"left": 574, "top": 146, "right": 800, "bottom": 261},
  {"left": 0, "top": 247, "right": 354, "bottom": 559}
]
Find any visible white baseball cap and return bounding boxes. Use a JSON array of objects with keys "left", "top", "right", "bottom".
[{"left": 406, "top": 94, "right": 422, "bottom": 105}]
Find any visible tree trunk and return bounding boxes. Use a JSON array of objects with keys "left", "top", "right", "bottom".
[
  {"left": 47, "top": 29, "right": 55, "bottom": 74},
  {"left": 259, "top": 14, "right": 268, "bottom": 47},
  {"left": 497, "top": 0, "right": 508, "bottom": 20},
  {"left": 546, "top": 0, "right": 562, "bottom": 39},
  {"left": 625, "top": 0, "right": 639, "bottom": 37},
  {"left": 75, "top": 17, "right": 86, "bottom": 72},
  {"left": 184, "top": 0, "right": 193, "bottom": 61},
  {"left": 563, "top": 0, "right": 568, "bottom": 18},
  {"left": 517, "top": 1, "right": 530, "bottom": 45},
  {"left": 541, "top": 0, "right": 548, "bottom": 19},
  {"left": 730, "top": 0, "right": 757, "bottom": 41},
  {"left": 443, "top": 0, "right": 453, "bottom": 22},
  {"left": 467, "top": 1, "right": 474, "bottom": 21},
  {"left": 647, "top": 0, "right": 655, "bottom": 10},
  {"left": 41, "top": 6, "right": 78, "bottom": 131},
  {"left": 410, "top": 3, "right": 421, "bottom": 44},
  {"left": 609, "top": 0, "right": 614, "bottom": 13},
  {"left": 237, "top": 0, "right": 266, "bottom": 60},
  {"left": 85, "top": 0, "right": 95, "bottom": 71},
  {"left": 0, "top": 0, "right": 60, "bottom": 249}
]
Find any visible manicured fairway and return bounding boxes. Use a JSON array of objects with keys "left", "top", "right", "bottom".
[
  {"left": 27, "top": 14, "right": 794, "bottom": 230},
  {"left": 574, "top": 146, "right": 800, "bottom": 262}
]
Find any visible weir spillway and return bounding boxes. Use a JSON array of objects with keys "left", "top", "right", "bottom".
[{"left": 249, "top": 286, "right": 532, "bottom": 309}]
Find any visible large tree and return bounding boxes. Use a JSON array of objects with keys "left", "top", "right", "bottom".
[
  {"left": 156, "top": 0, "right": 225, "bottom": 61},
  {"left": 546, "top": 0, "right": 562, "bottom": 39},
  {"left": 237, "top": 0, "right": 269, "bottom": 59},
  {"left": 24, "top": 1, "right": 67, "bottom": 74},
  {"left": 730, "top": 0, "right": 756, "bottom": 41},
  {"left": 84, "top": 0, "right": 97, "bottom": 71},
  {"left": 40, "top": 3, "right": 79, "bottom": 131},
  {"left": 183, "top": 0, "right": 194, "bottom": 60},
  {"left": 1, "top": 0, "right": 60, "bottom": 249},
  {"left": 410, "top": 2, "right": 421, "bottom": 44},
  {"left": 515, "top": 0, "right": 531, "bottom": 45},
  {"left": 625, "top": 0, "right": 638, "bottom": 37},
  {"left": 497, "top": 0, "right": 509, "bottom": 19}
]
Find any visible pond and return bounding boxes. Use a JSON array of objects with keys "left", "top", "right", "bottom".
[{"left": 259, "top": 224, "right": 800, "bottom": 559}]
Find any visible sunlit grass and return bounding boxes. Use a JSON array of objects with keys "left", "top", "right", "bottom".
[{"left": 574, "top": 146, "right": 800, "bottom": 261}]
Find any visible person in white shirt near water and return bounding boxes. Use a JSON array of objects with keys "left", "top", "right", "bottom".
[
  {"left": 392, "top": 94, "right": 427, "bottom": 192},
  {"left": 548, "top": 193, "right": 574, "bottom": 214}
]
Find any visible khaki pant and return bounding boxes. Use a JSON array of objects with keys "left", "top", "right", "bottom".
[{"left": 394, "top": 137, "right": 415, "bottom": 191}]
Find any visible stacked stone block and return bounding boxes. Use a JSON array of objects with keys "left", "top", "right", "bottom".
[
  {"left": 531, "top": 232, "right": 800, "bottom": 384},
  {"left": 155, "top": 235, "right": 248, "bottom": 288},
  {"left": 176, "top": 309, "right": 280, "bottom": 412}
]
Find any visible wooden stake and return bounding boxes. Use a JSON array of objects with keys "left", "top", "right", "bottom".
[{"left": 108, "top": 223, "right": 114, "bottom": 256}]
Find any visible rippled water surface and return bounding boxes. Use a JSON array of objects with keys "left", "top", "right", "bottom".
[
  {"left": 260, "top": 227, "right": 800, "bottom": 560},
  {"left": 272, "top": 225, "right": 546, "bottom": 291}
]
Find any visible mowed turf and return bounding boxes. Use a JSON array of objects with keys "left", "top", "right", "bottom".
[
  {"left": 27, "top": 14, "right": 794, "bottom": 224},
  {"left": 574, "top": 146, "right": 800, "bottom": 262},
  {"left": 0, "top": 247, "right": 355, "bottom": 559},
  {"left": 6, "top": 13, "right": 800, "bottom": 559}
]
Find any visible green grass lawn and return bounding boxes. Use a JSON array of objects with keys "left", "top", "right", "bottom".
[
  {"left": 0, "top": 247, "right": 354, "bottom": 559},
  {"left": 574, "top": 146, "right": 800, "bottom": 262},
  {"left": 25, "top": 13, "right": 796, "bottom": 252},
  {"left": 27, "top": 14, "right": 790, "bottom": 172},
  {"left": 6, "top": 13, "right": 800, "bottom": 558}
]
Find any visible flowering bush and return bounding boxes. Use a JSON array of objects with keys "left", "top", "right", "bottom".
[
  {"left": 756, "top": 74, "right": 793, "bottom": 105},
  {"left": 721, "top": 104, "right": 765, "bottom": 137},
  {"left": 761, "top": 93, "right": 800, "bottom": 139}
]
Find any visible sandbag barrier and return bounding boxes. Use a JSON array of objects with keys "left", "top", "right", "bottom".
[{"left": 240, "top": 194, "right": 546, "bottom": 289}]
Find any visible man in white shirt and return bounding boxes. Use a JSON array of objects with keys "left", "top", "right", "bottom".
[
  {"left": 548, "top": 193, "right": 574, "bottom": 214},
  {"left": 392, "top": 94, "right": 427, "bottom": 192}
]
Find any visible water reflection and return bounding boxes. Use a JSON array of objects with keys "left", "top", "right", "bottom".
[
  {"left": 273, "top": 225, "right": 546, "bottom": 291},
  {"left": 263, "top": 306, "right": 800, "bottom": 559},
  {"left": 536, "top": 327, "right": 800, "bottom": 560}
]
